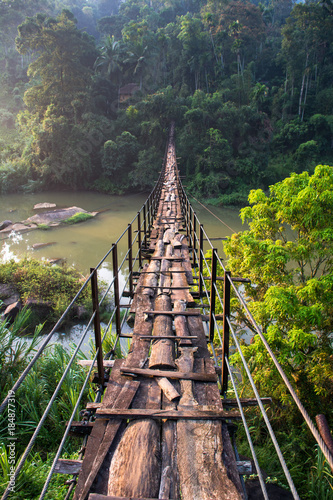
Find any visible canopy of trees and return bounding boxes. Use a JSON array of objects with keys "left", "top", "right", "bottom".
[{"left": 0, "top": 0, "right": 332, "bottom": 197}]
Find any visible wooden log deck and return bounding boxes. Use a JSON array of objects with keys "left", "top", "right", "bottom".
[{"left": 72, "top": 126, "right": 245, "bottom": 500}]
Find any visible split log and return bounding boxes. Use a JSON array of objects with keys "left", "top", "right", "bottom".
[
  {"left": 149, "top": 294, "right": 176, "bottom": 369},
  {"left": 107, "top": 381, "right": 162, "bottom": 498},
  {"left": 159, "top": 393, "right": 180, "bottom": 499},
  {"left": 176, "top": 347, "right": 243, "bottom": 500},
  {"left": 156, "top": 377, "right": 180, "bottom": 402},
  {"left": 170, "top": 262, "right": 194, "bottom": 304},
  {"left": 173, "top": 300, "right": 192, "bottom": 346}
]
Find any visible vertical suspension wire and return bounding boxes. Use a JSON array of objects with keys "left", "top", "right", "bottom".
[
  {"left": 226, "top": 315, "right": 300, "bottom": 499},
  {"left": 225, "top": 356, "right": 269, "bottom": 500}
]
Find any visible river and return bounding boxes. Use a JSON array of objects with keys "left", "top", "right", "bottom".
[{"left": 0, "top": 190, "right": 245, "bottom": 352}]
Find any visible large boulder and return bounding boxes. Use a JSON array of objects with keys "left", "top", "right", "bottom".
[
  {"left": 26, "top": 206, "right": 88, "bottom": 225},
  {"left": 2, "top": 301, "right": 22, "bottom": 323},
  {"left": 0, "top": 284, "right": 20, "bottom": 311}
]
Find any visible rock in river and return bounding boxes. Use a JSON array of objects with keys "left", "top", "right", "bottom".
[
  {"left": 27, "top": 206, "right": 89, "bottom": 225},
  {"left": 32, "top": 242, "right": 57, "bottom": 250},
  {"left": 33, "top": 202, "right": 57, "bottom": 210},
  {"left": 0, "top": 220, "right": 12, "bottom": 230}
]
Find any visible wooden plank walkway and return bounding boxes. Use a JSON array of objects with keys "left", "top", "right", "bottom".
[{"left": 73, "top": 125, "right": 245, "bottom": 500}]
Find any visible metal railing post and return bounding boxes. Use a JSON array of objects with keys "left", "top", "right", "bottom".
[
  {"left": 147, "top": 196, "right": 151, "bottom": 232},
  {"left": 112, "top": 244, "right": 121, "bottom": 337},
  {"left": 143, "top": 204, "right": 147, "bottom": 249},
  {"left": 209, "top": 249, "right": 218, "bottom": 341},
  {"left": 192, "top": 211, "right": 197, "bottom": 268},
  {"left": 90, "top": 268, "right": 104, "bottom": 384},
  {"left": 137, "top": 211, "right": 142, "bottom": 268},
  {"left": 222, "top": 270, "right": 231, "bottom": 394},
  {"left": 199, "top": 224, "right": 203, "bottom": 297},
  {"left": 128, "top": 224, "right": 133, "bottom": 296}
]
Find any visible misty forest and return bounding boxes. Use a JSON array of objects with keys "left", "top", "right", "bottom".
[{"left": 0, "top": 0, "right": 332, "bottom": 203}]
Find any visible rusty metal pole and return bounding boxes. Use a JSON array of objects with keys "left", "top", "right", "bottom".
[
  {"left": 209, "top": 249, "right": 217, "bottom": 342},
  {"left": 186, "top": 198, "right": 189, "bottom": 240},
  {"left": 90, "top": 268, "right": 104, "bottom": 384},
  {"left": 112, "top": 244, "right": 121, "bottom": 338},
  {"left": 128, "top": 224, "right": 133, "bottom": 297},
  {"left": 222, "top": 270, "right": 231, "bottom": 394},
  {"left": 137, "top": 211, "right": 142, "bottom": 268},
  {"left": 192, "top": 211, "right": 197, "bottom": 268},
  {"left": 199, "top": 224, "right": 203, "bottom": 297},
  {"left": 147, "top": 196, "right": 151, "bottom": 233},
  {"left": 143, "top": 204, "right": 147, "bottom": 250}
]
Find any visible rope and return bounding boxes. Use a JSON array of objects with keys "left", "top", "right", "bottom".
[{"left": 190, "top": 195, "right": 236, "bottom": 233}]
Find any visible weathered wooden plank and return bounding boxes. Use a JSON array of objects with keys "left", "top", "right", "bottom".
[
  {"left": 177, "top": 417, "right": 242, "bottom": 500},
  {"left": 120, "top": 367, "right": 217, "bottom": 382},
  {"left": 54, "top": 459, "right": 82, "bottom": 475},
  {"left": 222, "top": 422, "right": 245, "bottom": 497},
  {"left": 180, "top": 238, "right": 193, "bottom": 284},
  {"left": 67, "top": 421, "right": 94, "bottom": 436},
  {"left": 173, "top": 300, "right": 192, "bottom": 346},
  {"left": 89, "top": 495, "right": 168, "bottom": 500},
  {"left": 77, "top": 360, "right": 115, "bottom": 368},
  {"left": 187, "top": 309, "right": 211, "bottom": 358},
  {"left": 78, "top": 380, "right": 140, "bottom": 500},
  {"left": 107, "top": 379, "right": 162, "bottom": 498},
  {"left": 144, "top": 310, "right": 201, "bottom": 316},
  {"left": 160, "top": 393, "right": 180, "bottom": 500},
  {"left": 130, "top": 263, "right": 149, "bottom": 312},
  {"left": 73, "top": 360, "right": 127, "bottom": 500},
  {"left": 138, "top": 335, "right": 197, "bottom": 341},
  {"left": 170, "top": 261, "right": 194, "bottom": 304},
  {"left": 175, "top": 344, "right": 243, "bottom": 499},
  {"left": 96, "top": 409, "right": 241, "bottom": 420},
  {"left": 149, "top": 294, "right": 176, "bottom": 370}
]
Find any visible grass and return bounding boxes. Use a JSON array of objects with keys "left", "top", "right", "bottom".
[
  {"left": 64, "top": 212, "right": 93, "bottom": 225},
  {"left": 0, "top": 303, "right": 129, "bottom": 499}
]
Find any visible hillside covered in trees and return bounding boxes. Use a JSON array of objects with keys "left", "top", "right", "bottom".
[{"left": 0, "top": 0, "right": 333, "bottom": 203}]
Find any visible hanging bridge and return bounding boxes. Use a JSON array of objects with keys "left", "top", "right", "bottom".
[{"left": 1, "top": 123, "right": 333, "bottom": 500}]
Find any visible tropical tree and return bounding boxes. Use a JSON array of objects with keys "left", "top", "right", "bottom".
[
  {"left": 16, "top": 10, "right": 97, "bottom": 117},
  {"left": 95, "top": 34, "right": 123, "bottom": 88},
  {"left": 224, "top": 165, "right": 333, "bottom": 420}
]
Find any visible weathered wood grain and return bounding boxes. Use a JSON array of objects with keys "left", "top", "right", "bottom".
[
  {"left": 149, "top": 294, "right": 176, "bottom": 369},
  {"left": 96, "top": 408, "right": 240, "bottom": 420},
  {"left": 107, "top": 380, "right": 162, "bottom": 498},
  {"left": 119, "top": 367, "right": 217, "bottom": 382}
]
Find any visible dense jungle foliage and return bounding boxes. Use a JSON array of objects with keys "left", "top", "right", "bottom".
[
  {"left": 0, "top": 0, "right": 332, "bottom": 202},
  {"left": 1, "top": 0, "right": 333, "bottom": 497}
]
